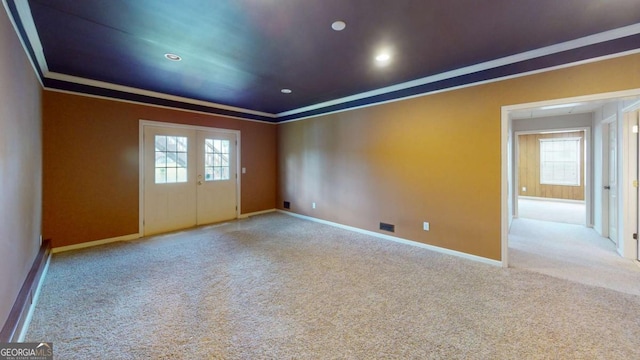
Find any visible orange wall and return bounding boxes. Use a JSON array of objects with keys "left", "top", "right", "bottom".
[
  {"left": 278, "top": 53, "right": 640, "bottom": 261},
  {"left": 0, "top": 10, "right": 43, "bottom": 327},
  {"left": 43, "top": 91, "right": 277, "bottom": 247}
]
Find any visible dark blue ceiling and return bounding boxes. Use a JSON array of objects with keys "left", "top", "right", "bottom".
[{"left": 6, "top": 0, "right": 640, "bottom": 122}]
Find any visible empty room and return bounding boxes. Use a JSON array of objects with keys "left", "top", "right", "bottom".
[{"left": 2, "top": 1, "right": 640, "bottom": 358}]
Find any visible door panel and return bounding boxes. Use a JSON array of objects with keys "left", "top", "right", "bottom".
[
  {"left": 144, "top": 126, "right": 197, "bottom": 235},
  {"left": 196, "top": 131, "right": 238, "bottom": 225}
]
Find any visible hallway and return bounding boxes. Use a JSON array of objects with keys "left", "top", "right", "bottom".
[{"left": 509, "top": 217, "right": 640, "bottom": 296}]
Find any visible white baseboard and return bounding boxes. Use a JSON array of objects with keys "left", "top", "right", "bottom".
[
  {"left": 52, "top": 211, "right": 277, "bottom": 253},
  {"left": 238, "top": 208, "right": 276, "bottom": 219},
  {"left": 278, "top": 210, "right": 502, "bottom": 267},
  {"left": 52, "top": 233, "right": 141, "bottom": 253},
  {"left": 518, "top": 196, "right": 585, "bottom": 204}
]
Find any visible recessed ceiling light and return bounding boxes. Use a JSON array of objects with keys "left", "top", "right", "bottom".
[
  {"left": 374, "top": 52, "right": 392, "bottom": 67},
  {"left": 281, "top": 88, "right": 292, "bottom": 94},
  {"left": 331, "top": 21, "right": 346, "bottom": 31},
  {"left": 375, "top": 53, "right": 391, "bottom": 62},
  {"left": 164, "top": 53, "right": 182, "bottom": 61}
]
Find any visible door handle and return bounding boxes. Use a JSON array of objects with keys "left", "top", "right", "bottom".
[{"left": 604, "top": 185, "right": 611, "bottom": 190}]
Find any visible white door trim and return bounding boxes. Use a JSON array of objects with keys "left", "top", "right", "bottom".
[
  {"left": 601, "top": 116, "right": 616, "bottom": 240},
  {"left": 138, "top": 120, "right": 241, "bottom": 236},
  {"left": 501, "top": 88, "right": 640, "bottom": 267}
]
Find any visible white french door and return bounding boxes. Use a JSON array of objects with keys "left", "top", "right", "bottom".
[
  {"left": 196, "top": 131, "right": 238, "bottom": 225},
  {"left": 143, "top": 124, "right": 238, "bottom": 236}
]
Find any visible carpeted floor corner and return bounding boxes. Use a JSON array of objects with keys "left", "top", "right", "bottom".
[{"left": 25, "top": 213, "right": 640, "bottom": 359}]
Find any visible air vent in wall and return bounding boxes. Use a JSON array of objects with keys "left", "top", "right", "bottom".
[
  {"left": 283, "top": 201, "right": 290, "bottom": 209},
  {"left": 379, "top": 222, "right": 395, "bottom": 232}
]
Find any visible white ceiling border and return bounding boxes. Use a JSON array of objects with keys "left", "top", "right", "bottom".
[
  {"left": 277, "top": 23, "right": 640, "bottom": 118},
  {"left": 10, "top": 1, "right": 640, "bottom": 122}
]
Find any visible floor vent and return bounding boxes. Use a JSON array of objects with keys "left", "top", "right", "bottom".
[{"left": 379, "top": 222, "right": 395, "bottom": 232}]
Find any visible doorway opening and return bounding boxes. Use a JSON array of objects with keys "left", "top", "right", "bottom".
[{"left": 501, "top": 90, "right": 640, "bottom": 293}]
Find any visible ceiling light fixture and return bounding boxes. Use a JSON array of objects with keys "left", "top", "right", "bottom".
[
  {"left": 375, "top": 53, "right": 391, "bottom": 62},
  {"left": 374, "top": 51, "right": 392, "bottom": 67},
  {"left": 331, "top": 21, "right": 346, "bottom": 31},
  {"left": 164, "top": 53, "right": 182, "bottom": 61},
  {"left": 281, "top": 88, "right": 292, "bottom": 94},
  {"left": 540, "top": 102, "right": 582, "bottom": 110}
]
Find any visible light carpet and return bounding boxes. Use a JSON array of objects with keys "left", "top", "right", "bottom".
[
  {"left": 509, "top": 217, "right": 640, "bottom": 296},
  {"left": 26, "top": 213, "right": 640, "bottom": 359},
  {"left": 517, "top": 198, "right": 585, "bottom": 225}
]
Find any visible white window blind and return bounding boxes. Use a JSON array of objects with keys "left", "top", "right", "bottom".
[{"left": 539, "top": 137, "right": 580, "bottom": 186}]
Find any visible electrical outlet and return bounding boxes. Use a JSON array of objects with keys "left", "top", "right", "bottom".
[
  {"left": 312, "top": 202, "right": 316, "bottom": 209},
  {"left": 522, "top": 187, "right": 527, "bottom": 192},
  {"left": 423, "top": 222, "right": 430, "bottom": 231}
]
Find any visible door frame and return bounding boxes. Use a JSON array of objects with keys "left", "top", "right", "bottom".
[
  {"left": 138, "top": 120, "right": 241, "bottom": 236},
  {"left": 501, "top": 88, "right": 640, "bottom": 267},
  {"left": 600, "top": 116, "right": 616, "bottom": 241}
]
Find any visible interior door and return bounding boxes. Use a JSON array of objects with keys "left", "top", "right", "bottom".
[
  {"left": 608, "top": 121, "right": 618, "bottom": 245},
  {"left": 196, "top": 131, "right": 238, "bottom": 225},
  {"left": 144, "top": 126, "right": 197, "bottom": 235}
]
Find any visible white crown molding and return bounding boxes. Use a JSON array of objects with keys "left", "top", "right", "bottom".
[
  {"left": 8, "top": 1, "right": 274, "bottom": 119},
  {"left": 45, "top": 72, "right": 276, "bottom": 118},
  {"left": 1, "top": 0, "right": 43, "bottom": 86},
  {"left": 12, "top": 0, "right": 48, "bottom": 73},
  {"left": 277, "top": 23, "right": 640, "bottom": 118},
  {"left": 45, "top": 86, "right": 277, "bottom": 124},
  {"left": 10, "top": 0, "right": 640, "bottom": 121},
  {"left": 278, "top": 48, "right": 640, "bottom": 124}
]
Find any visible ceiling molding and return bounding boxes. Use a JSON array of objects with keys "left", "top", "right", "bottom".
[
  {"left": 7, "top": 1, "right": 276, "bottom": 121},
  {"left": 12, "top": 0, "right": 47, "bottom": 74},
  {"left": 7, "top": 1, "right": 640, "bottom": 122},
  {"left": 46, "top": 72, "right": 276, "bottom": 119},
  {"left": 44, "top": 87, "right": 277, "bottom": 125},
  {"left": 277, "top": 23, "right": 640, "bottom": 118},
  {"left": 278, "top": 49, "right": 640, "bottom": 124},
  {"left": 1, "top": 0, "right": 43, "bottom": 86}
]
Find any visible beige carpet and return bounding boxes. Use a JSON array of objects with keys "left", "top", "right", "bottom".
[
  {"left": 26, "top": 212, "right": 640, "bottom": 359},
  {"left": 517, "top": 197, "right": 585, "bottom": 225},
  {"left": 509, "top": 217, "right": 640, "bottom": 296}
]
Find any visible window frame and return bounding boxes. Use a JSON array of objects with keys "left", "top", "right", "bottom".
[{"left": 539, "top": 137, "right": 581, "bottom": 187}]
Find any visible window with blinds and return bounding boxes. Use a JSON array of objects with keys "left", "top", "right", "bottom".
[{"left": 539, "top": 138, "right": 580, "bottom": 186}]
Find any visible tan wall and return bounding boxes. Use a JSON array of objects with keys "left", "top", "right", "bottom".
[
  {"left": 278, "top": 53, "right": 640, "bottom": 261},
  {"left": 518, "top": 131, "right": 585, "bottom": 200},
  {"left": 0, "top": 11, "right": 43, "bottom": 326},
  {"left": 43, "top": 91, "right": 277, "bottom": 248}
]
